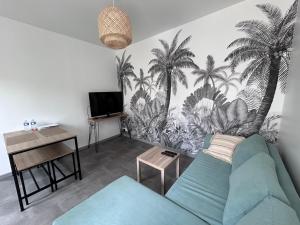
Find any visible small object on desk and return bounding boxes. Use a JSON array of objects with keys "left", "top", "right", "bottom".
[
  {"left": 161, "top": 151, "right": 176, "bottom": 157},
  {"left": 37, "top": 123, "right": 59, "bottom": 130},
  {"left": 23, "top": 120, "right": 30, "bottom": 131},
  {"left": 30, "top": 119, "right": 37, "bottom": 131},
  {"left": 165, "top": 150, "right": 177, "bottom": 156}
]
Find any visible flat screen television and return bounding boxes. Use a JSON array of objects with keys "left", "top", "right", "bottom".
[{"left": 89, "top": 92, "right": 123, "bottom": 118}]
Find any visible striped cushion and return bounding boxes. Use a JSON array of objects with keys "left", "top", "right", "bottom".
[{"left": 203, "top": 134, "right": 244, "bottom": 164}]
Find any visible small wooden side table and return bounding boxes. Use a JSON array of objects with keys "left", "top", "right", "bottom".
[{"left": 136, "top": 146, "right": 180, "bottom": 195}]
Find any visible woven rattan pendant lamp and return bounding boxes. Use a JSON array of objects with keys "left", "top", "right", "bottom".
[{"left": 98, "top": 0, "right": 132, "bottom": 49}]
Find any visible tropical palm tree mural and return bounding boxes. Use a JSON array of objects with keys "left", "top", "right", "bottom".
[
  {"left": 145, "top": 76, "right": 157, "bottom": 96},
  {"left": 193, "top": 55, "right": 228, "bottom": 89},
  {"left": 225, "top": 0, "right": 298, "bottom": 133},
  {"left": 134, "top": 69, "right": 151, "bottom": 90},
  {"left": 116, "top": 51, "right": 136, "bottom": 95},
  {"left": 148, "top": 30, "right": 198, "bottom": 131},
  {"left": 217, "top": 72, "right": 241, "bottom": 95}
]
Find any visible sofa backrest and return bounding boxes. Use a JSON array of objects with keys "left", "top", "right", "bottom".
[
  {"left": 267, "top": 143, "right": 300, "bottom": 219},
  {"left": 203, "top": 133, "right": 300, "bottom": 221}
]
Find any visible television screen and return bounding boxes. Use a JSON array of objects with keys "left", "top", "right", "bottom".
[{"left": 89, "top": 92, "right": 123, "bottom": 117}]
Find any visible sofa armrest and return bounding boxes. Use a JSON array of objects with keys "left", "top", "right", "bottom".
[{"left": 53, "top": 176, "right": 208, "bottom": 225}]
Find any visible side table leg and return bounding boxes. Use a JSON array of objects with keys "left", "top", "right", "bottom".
[
  {"left": 161, "top": 170, "right": 165, "bottom": 195},
  {"left": 137, "top": 159, "right": 141, "bottom": 182},
  {"left": 176, "top": 157, "right": 180, "bottom": 179}
]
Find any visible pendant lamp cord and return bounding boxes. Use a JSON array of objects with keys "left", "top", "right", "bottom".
[{"left": 113, "top": 0, "right": 115, "bottom": 7}]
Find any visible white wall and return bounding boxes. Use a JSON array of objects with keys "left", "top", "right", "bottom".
[
  {"left": 279, "top": 2, "right": 300, "bottom": 192},
  {"left": 0, "top": 17, "right": 119, "bottom": 175}
]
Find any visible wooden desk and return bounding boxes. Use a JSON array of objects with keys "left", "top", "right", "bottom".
[
  {"left": 87, "top": 112, "right": 130, "bottom": 152},
  {"left": 3, "top": 126, "right": 82, "bottom": 211}
]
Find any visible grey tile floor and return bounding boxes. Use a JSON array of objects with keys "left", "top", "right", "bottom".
[{"left": 0, "top": 136, "right": 193, "bottom": 225}]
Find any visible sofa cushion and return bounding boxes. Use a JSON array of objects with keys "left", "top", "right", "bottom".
[
  {"left": 203, "top": 134, "right": 244, "bottom": 164},
  {"left": 223, "top": 153, "right": 289, "bottom": 225},
  {"left": 166, "top": 151, "right": 231, "bottom": 225},
  {"left": 237, "top": 196, "right": 300, "bottom": 225},
  {"left": 232, "top": 134, "right": 269, "bottom": 171},
  {"left": 53, "top": 176, "right": 208, "bottom": 225},
  {"left": 268, "top": 143, "right": 300, "bottom": 219}
]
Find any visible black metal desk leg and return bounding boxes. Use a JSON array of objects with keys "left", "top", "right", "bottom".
[
  {"left": 8, "top": 154, "right": 24, "bottom": 211},
  {"left": 51, "top": 161, "right": 58, "bottom": 190},
  {"left": 19, "top": 171, "right": 29, "bottom": 205},
  {"left": 94, "top": 124, "right": 98, "bottom": 152},
  {"left": 74, "top": 137, "right": 82, "bottom": 180},
  {"left": 88, "top": 123, "right": 92, "bottom": 149},
  {"left": 72, "top": 153, "right": 77, "bottom": 180},
  {"left": 47, "top": 162, "right": 54, "bottom": 192}
]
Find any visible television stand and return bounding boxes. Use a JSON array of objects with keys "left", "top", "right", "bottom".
[{"left": 87, "top": 112, "right": 130, "bottom": 152}]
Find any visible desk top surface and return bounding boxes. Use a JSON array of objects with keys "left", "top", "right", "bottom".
[
  {"left": 88, "top": 112, "right": 127, "bottom": 122},
  {"left": 3, "top": 127, "right": 75, "bottom": 155}
]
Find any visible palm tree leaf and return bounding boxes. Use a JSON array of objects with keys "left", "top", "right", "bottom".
[
  {"left": 279, "top": 56, "right": 289, "bottom": 93},
  {"left": 174, "top": 69, "right": 188, "bottom": 89},
  {"left": 225, "top": 46, "right": 266, "bottom": 68},
  {"left": 228, "top": 37, "right": 270, "bottom": 49},
  {"left": 148, "top": 64, "right": 165, "bottom": 75},
  {"left": 171, "top": 75, "right": 177, "bottom": 95},
  {"left": 121, "top": 51, "right": 126, "bottom": 65},
  {"left": 213, "top": 66, "right": 230, "bottom": 74},
  {"left": 122, "top": 63, "right": 134, "bottom": 71},
  {"left": 149, "top": 58, "right": 165, "bottom": 66},
  {"left": 279, "top": 23, "right": 295, "bottom": 46},
  {"left": 236, "top": 20, "right": 274, "bottom": 45},
  {"left": 158, "top": 73, "right": 167, "bottom": 90},
  {"left": 151, "top": 48, "right": 166, "bottom": 59},
  {"left": 169, "top": 30, "right": 182, "bottom": 55},
  {"left": 241, "top": 57, "right": 267, "bottom": 82},
  {"left": 177, "top": 35, "right": 192, "bottom": 51},
  {"left": 281, "top": 0, "right": 298, "bottom": 28},
  {"left": 155, "top": 72, "right": 166, "bottom": 87},
  {"left": 212, "top": 73, "right": 227, "bottom": 82},
  {"left": 123, "top": 71, "right": 136, "bottom": 78},
  {"left": 194, "top": 76, "right": 205, "bottom": 86},
  {"left": 228, "top": 77, "right": 241, "bottom": 83},
  {"left": 256, "top": 3, "right": 282, "bottom": 28},
  {"left": 228, "top": 83, "right": 239, "bottom": 91},
  {"left": 173, "top": 49, "right": 195, "bottom": 62},
  {"left": 174, "top": 60, "right": 198, "bottom": 69},
  {"left": 125, "top": 77, "right": 132, "bottom": 91},
  {"left": 116, "top": 55, "right": 121, "bottom": 66},
  {"left": 206, "top": 55, "right": 215, "bottom": 72},
  {"left": 192, "top": 69, "right": 207, "bottom": 75},
  {"left": 159, "top": 39, "right": 170, "bottom": 54}
]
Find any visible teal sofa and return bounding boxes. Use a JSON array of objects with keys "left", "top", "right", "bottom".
[{"left": 53, "top": 134, "right": 300, "bottom": 225}]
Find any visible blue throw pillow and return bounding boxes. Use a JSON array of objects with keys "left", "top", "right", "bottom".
[
  {"left": 223, "top": 153, "right": 289, "bottom": 225},
  {"left": 232, "top": 134, "right": 269, "bottom": 171},
  {"left": 237, "top": 196, "right": 300, "bottom": 225}
]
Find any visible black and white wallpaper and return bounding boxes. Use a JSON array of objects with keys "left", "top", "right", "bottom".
[{"left": 116, "top": 0, "right": 298, "bottom": 155}]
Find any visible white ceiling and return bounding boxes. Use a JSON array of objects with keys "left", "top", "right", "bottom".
[{"left": 0, "top": 0, "right": 244, "bottom": 46}]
